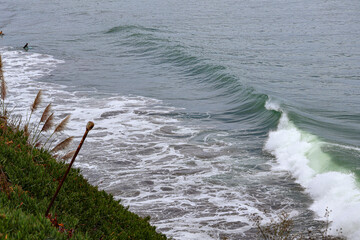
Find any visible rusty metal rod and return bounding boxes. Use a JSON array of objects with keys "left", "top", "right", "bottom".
[{"left": 45, "top": 121, "right": 94, "bottom": 216}]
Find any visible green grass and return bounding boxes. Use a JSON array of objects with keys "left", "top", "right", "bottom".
[{"left": 0, "top": 124, "right": 167, "bottom": 239}]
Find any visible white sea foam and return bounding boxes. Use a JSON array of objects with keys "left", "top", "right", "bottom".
[
  {"left": 265, "top": 100, "right": 360, "bottom": 240},
  {"left": 264, "top": 98, "right": 282, "bottom": 112},
  {"left": 1, "top": 48, "right": 279, "bottom": 239},
  {"left": 326, "top": 142, "right": 360, "bottom": 153}
]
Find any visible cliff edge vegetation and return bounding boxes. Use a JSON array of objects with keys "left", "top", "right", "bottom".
[{"left": 0, "top": 54, "right": 166, "bottom": 239}]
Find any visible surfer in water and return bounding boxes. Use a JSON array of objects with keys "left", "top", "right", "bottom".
[{"left": 23, "top": 43, "right": 29, "bottom": 51}]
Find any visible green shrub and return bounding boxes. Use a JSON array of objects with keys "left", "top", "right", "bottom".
[{"left": 0, "top": 125, "right": 166, "bottom": 239}]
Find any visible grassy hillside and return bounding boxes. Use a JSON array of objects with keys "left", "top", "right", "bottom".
[{"left": 0, "top": 124, "right": 167, "bottom": 239}]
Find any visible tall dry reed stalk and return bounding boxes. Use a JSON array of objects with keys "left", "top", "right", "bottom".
[
  {"left": 26, "top": 97, "right": 74, "bottom": 157},
  {"left": 41, "top": 103, "right": 52, "bottom": 123},
  {"left": 25, "top": 90, "right": 42, "bottom": 132},
  {"left": 0, "top": 54, "right": 7, "bottom": 116},
  {"left": 54, "top": 115, "right": 70, "bottom": 133},
  {"left": 51, "top": 136, "right": 73, "bottom": 153},
  {"left": 43, "top": 114, "right": 71, "bottom": 149},
  {"left": 41, "top": 113, "right": 54, "bottom": 132},
  {"left": 61, "top": 150, "right": 76, "bottom": 160},
  {"left": 0, "top": 53, "right": 73, "bottom": 157},
  {"left": 30, "top": 103, "right": 52, "bottom": 144}
]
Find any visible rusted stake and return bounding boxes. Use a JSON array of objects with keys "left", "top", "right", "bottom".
[{"left": 45, "top": 121, "right": 94, "bottom": 216}]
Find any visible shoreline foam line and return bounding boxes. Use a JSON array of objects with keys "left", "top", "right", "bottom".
[
  {"left": 265, "top": 100, "right": 360, "bottom": 240},
  {"left": 1, "top": 47, "right": 275, "bottom": 239}
]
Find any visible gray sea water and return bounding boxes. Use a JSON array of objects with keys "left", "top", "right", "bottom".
[{"left": 1, "top": 0, "right": 360, "bottom": 239}]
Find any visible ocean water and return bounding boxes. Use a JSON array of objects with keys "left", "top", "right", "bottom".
[{"left": 1, "top": 0, "right": 360, "bottom": 239}]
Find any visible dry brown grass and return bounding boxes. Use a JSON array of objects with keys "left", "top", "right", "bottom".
[
  {"left": 0, "top": 53, "right": 74, "bottom": 158},
  {"left": 54, "top": 115, "right": 71, "bottom": 134},
  {"left": 51, "top": 136, "right": 73, "bottom": 153},
  {"left": 251, "top": 209, "right": 346, "bottom": 240}
]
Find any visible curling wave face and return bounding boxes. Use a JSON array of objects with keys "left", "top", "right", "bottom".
[
  {"left": 2, "top": 48, "right": 299, "bottom": 239},
  {"left": 265, "top": 100, "right": 360, "bottom": 240}
]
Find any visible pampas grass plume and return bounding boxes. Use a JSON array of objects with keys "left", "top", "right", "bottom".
[
  {"left": 31, "top": 90, "right": 42, "bottom": 112},
  {"left": 61, "top": 150, "right": 76, "bottom": 160},
  {"left": 1, "top": 78, "right": 6, "bottom": 102},
  {"left": 0, "top": 54, "right": 6, "bottom": 102},
  {"left": 41, "top": 113, "right": 54, "bottom": 132},
  {"left": 40, "top": 103, "right": 52, "bottom": 123},
  {"left": 51, "top": 136, "right": 73, "bottom": 153},
  {"left": 54, "top": 115, "right": 70, "bottom": 133}
]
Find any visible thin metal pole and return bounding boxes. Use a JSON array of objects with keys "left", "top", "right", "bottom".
[{"left": 45, "top": 121, "right": 94, "bottom": 216}]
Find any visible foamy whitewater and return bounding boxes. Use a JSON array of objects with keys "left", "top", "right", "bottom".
[
  {"left": 265, "top": 101, "right": 360, "bottom": 240},
  {"left": 3, "top": 46, "right": 360, "bottom": 239},
  {"left": 2, "top": 47, "right": 360, "bottom": 239},
  {"left": 1, "top": 0, "right": 359, "bottom": 239},
  {"left": 1, "top": 48, "right": 279, "bottom": 239}
]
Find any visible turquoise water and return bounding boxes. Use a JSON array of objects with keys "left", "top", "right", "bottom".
[{"left": 1, "top": 0, "right": 360, "bottom": 239}]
